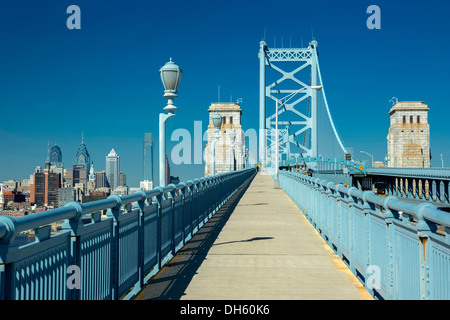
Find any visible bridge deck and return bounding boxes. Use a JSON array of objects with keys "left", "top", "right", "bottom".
[{"left": 134, "top": 173, "right": 372, "bottom": 300}]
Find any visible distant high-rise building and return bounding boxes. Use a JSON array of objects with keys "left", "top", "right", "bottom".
[
  {"left": 45, "top": 142, "right": 51, "bottom": 171},
  {"left": 44, "top": 142, "right": 65, "bottom": 185},
  {"left": 95, "top": 170, "right": 108, "bottom": 189},
  {"left": 64, "top": 165, "right": 87, "bottom": 188},
  {"left": 165, "top": 154, "right": 170, "bottom": 186},
  {"left": 30, "top": 167, "right": 61, "bottom": 207},
  {"left": 75, "top": 133, "right": 91, "bottom": 173},
  {"left": 143, "top": 133, "right": 154, "bottom": 185},
  {"left": 50, "top": 144, "right": 63, "bottom": 167},
  {"left": 119, "top": 171, "right": 126, "bottom": 187},
  {"left": 106, "top": 149, "right": 120, "bottom": 191}
]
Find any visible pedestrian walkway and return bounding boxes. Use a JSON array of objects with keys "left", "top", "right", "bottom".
[{"left": 134, "top": 173, "right": 372, "bottom": 300}]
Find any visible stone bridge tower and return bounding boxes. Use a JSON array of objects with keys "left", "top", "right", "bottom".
[
  {"left": 204, "top": 102, "right": 245, "bottom": 176},
  {"left": 387, "top": 101, "right": 430, "bottom": 167}
]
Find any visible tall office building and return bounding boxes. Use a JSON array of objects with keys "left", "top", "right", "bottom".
[
  {"left": 165, "top": 154, "right": 170, "bottom": 186},
  {"left": 75, "top": 133, "right": 91, "bottom": 174},
  {"left": 119, "top": 171, "right": 126, "bottom": 187},
  {"left": 387, "top": 101, "right": 431, "bottom": 167},
  {"left": 106, "top": 149, "right": 120, "bottom": 191},
  {"left": 49, "top": 144, "right": 64, "bottom": 185},
  {"left": 64, "top": 166, "right": 87, "bottom": 188},
  {"left": 143, "top": 133, "right": 154, "bottom": 184},
  {"left": 95, "top": 170, "right": 108, "bottom": 189},
  {"left": 50, "top": 144, "right": 63, "bottom": 167},
  {"left": 30, "top": 167, "right": 61, "bottom": 207}
]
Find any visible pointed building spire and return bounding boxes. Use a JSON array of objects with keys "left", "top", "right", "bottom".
[
  {"left": 45, "top": 140, "right": 51, "bottom": 170},
  {"left": 46, "top": 140, "right": 50, "bottom": 161}
]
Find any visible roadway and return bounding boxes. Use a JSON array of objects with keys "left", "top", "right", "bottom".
[{"left": 134, "top": 173, "right": 372, "bottom": 300}]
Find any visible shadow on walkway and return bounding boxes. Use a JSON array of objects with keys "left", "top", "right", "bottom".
[{"left": 133, "top": 173, "right": 256, "bottom": 300}]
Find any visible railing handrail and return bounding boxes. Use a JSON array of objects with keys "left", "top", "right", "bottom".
[
  {"left": 0, "top": 167, "right": 256, "bottom": 300},
  {"left": 367, "top": 167, "right": 450, "bottom": 179},
  {"left": 279, "top": 169, "right": 450, "bottom": 300},
  {"left": 0, "top": 168, "right": 255, "bottom": 244},
  {"left": 280, "top": 170, "right": 450, "bottom": 228}
]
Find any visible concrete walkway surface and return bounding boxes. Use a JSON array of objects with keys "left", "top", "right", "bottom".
[{"left": 134, "top": 172, "right": 372, "bottom": 300}]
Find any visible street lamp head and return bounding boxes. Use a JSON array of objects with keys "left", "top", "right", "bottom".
[
  {"left": 160, "top": 58, "right": 182, "bottom": 93},
  {"left": 212, "top": 113, "right": 222, "bottom": 130},
  {"left": 311, "top": 85, "right": 322, "bottom": 91},
  {"left": 160, "top": 58, "right": 182, "bottom": 113}
]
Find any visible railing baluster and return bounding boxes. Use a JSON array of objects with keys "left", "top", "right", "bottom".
[{"left": 278, "top": 169, "right": 450, "bottom": 300}]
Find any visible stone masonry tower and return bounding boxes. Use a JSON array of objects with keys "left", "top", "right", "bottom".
[
  {"left": 204, "top": 103, "right": 245, "bottom": 176},
  {"left": 387, "top": 101, "right": 430, "bottom": 167}
]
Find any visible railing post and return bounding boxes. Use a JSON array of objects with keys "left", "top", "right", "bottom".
[
  {"left": 383, "top": 196, "right": 397, "bottom": 300},
  {"left": 105, "top": 194, "right": 123, "bottom": 301},
  {"left": 347, "top": 187, "right": 358, "bottom": 276},
  {"left": 362, "top": 191, "right": 375, "bottom": 294},
  {"left": 416, "top": 203, "right": 434, "bottom": 300},
  {"left": 153, "top": 187, "right": 164, "bottom": 270},
  {"left": 168, "top": 185, "right": 177, "bottom": 257},
  {"left": 134, "top": 190, "right": 147, "bottom": 292},
  {"left": 60, "top": 201, "right": 84, "bottom": 300}
]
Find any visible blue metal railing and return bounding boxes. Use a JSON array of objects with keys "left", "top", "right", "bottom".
[
  {"left": 279, "top": 170, "right": 450, "bottom": 300},
  {"left": 0, "top": 168, "right": 256, "bottom": 300},
  {"left": 367, "top": 167, "right": 450, "bottom": 180}
]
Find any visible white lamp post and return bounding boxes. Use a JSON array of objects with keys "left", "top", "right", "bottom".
[
  {"left": 274, "top": 85, "right": 322, "bottom": 188},
  {"left": 360, "top": 150, "right": 374, "bottom": 167},
  {"left": 211, "top": 113, "right": 222, "bottom": 175},
  {"left": 228, "top": 130, "right": 236, "bottom": 172},
  {"left": 159, "top": 58, "right": 182, "bottom": 187}
]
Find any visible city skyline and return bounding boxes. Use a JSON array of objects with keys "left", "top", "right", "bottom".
[{"left": 1, "top": 0, "right": 450, "bottom": 187}]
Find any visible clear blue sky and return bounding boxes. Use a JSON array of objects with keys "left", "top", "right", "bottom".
[{"left": 1, "top": 0, "right": 449, "bottom": 187}]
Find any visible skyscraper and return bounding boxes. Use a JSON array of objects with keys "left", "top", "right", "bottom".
[
  {"left": 95, "top": 170, "right": 108, "bottom": 188},
  {"left": 64, "top": 166, "right": 87, "bottom": 188},
  {"left": 50, "top": 144, "right": 64, "bottom": 185},
  {"left": 50, "top": 144, "right": 63, "bottom": 167},
  {"left": 75, "top": 133, "right": 91, "bottom": 173},
  {"left": 106, "top": 148, "right": 120, "bottom": 191},
  {"left": 143, "top": 133, "right": 153, "bottom": 184},
  {"left": 30, "top": 166, "right": 61, "bottom": 207}
]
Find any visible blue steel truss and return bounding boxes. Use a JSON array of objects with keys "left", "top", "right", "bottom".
[{"left": 259, "top": 39, "right": 347, "bottom": 172}]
